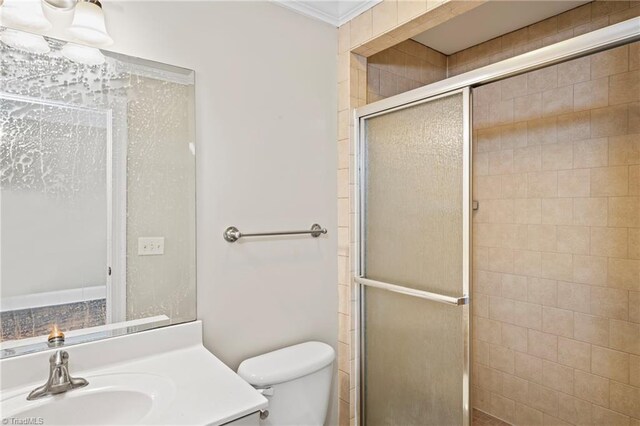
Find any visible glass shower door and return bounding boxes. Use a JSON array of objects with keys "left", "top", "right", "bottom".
[{"left": 357, "top": 89, "right": 470, "bottom": 426}]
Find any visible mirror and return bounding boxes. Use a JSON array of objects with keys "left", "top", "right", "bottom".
[{"left": 0, "top": 27, "right": 196, "bottom": 357}]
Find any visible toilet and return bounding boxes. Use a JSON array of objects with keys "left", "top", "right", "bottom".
[{"left": 237, "top": 341, "right": 335, "bottom": 426}]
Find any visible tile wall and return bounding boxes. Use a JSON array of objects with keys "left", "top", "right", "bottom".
[
  {"left": 366, "top": 39, "right": 447, "bottom": 102},
  {"left": 471, "top": 43, "right": 639, "bottom": 425}
]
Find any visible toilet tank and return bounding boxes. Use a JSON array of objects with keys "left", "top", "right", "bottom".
[{"left": 237, "top": 341, "right": 335, "bottom": 426}]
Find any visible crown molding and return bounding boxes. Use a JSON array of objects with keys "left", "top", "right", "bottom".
[{"left": 272, "top": 0, "right": 381, "bottom": 27}]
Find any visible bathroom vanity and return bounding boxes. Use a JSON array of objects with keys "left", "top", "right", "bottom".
[{"left": 0, "top": 321, "right": 268, "bottom": 425}]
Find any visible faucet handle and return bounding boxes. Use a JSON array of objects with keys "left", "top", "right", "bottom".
[{"left": 49, "top": 350, "right": 69, "bottom": 366}]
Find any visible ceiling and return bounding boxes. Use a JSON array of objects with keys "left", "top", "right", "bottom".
[
  {"left": 273, "top": 0, "right": 381, "bottom": 27},
  {"left": 411, "top": 1, "right": 591, "bottom": 55}
]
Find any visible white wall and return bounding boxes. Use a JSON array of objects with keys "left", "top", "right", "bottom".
[{"left": 105, "top": 1, "right": 339, "bottom": 422}]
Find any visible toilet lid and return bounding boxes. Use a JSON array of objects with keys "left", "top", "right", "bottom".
[{"left": 237, "top": 341, "right": 335, "bottom": 387}]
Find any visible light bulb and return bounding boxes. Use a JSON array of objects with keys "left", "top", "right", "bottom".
[
  {"left": 67, "top": 0, "right": 112, "bottom": 47},
  {"left": 0, "top": 28, "right": 50, "bottom": 53}
]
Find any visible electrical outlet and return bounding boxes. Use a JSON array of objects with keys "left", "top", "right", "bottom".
[{"left": 138, "top": 237, "right": 165, "bottom": 256}]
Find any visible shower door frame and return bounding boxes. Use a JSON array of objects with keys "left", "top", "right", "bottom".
[{"left": 353, "top": 16, "right": 640, "bottom": 426}]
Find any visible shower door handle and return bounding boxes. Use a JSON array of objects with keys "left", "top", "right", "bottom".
[{"left": 355, "top": 277, "right": 469, "bottom": 306}]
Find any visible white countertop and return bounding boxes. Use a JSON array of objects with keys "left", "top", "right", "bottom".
[{"left": 0, "top": 321, "right": 268, "bottom": 425}]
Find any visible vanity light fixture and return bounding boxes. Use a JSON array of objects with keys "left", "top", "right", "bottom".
[
  {"left": 0, "top": 0, "right": 52, "bottom": 31},
  {"left": 67, "top": 0, "right": 113, "bottom": 47}
]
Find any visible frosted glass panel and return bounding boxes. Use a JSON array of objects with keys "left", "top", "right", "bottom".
[
  {"left": 361, "top": 92, "right": 468, "bottom": 425},
  {"left": 364, "top": 287, "right": 465, "bottom": 425},
  {"left": 364, "top": 93, "right": 464, "bottom": 296}
]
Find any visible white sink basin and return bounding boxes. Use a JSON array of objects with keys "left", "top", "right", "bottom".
[{"left": 2, "top": 373, "right": 176, "bottom": 425}]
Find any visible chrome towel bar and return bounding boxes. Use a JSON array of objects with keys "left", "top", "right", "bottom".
[
  {"left": 223, "top": 224, "right": 327, "bottom": 243},
  {"left": 355, "top": 277, "right": 469, "bottom": 306}
]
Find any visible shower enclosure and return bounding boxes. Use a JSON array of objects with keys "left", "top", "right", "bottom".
[{"left": 355, "top": 17, "right": 639, "bottom": 426}]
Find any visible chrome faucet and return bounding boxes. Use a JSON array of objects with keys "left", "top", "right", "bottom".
[{"left": 27, "top": 350, "right": 88, "bottom": 400}]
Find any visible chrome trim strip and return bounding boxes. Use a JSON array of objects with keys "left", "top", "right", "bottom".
[{"left": 355, "top": 277, "right": 469, "bottom": 306}]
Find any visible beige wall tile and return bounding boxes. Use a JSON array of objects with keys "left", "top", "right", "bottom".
[
  {"left": 528, "top": 117, "right": 558, "bottom": 146},
  {"left": 591, "top": 105, "right": 629, "bottom": 138},
  {"left": 490, "top": 296, "right": 543, "bottom": 330},
  {"left": 590, "top": 286, "right": 629, "bottom": 320},
  {"left": 501, "top": 74, "right": 528, "bottom": 100},
  {"left": 610, "top": 319, "right": 640, "bottom": 355},
  {"left": 558, "top": 56, "right": 591, "bottom": 87},
  {"left": 491, "top": 393, "right": 516, "bottom": 424},
  {"left": 631, "top": 354, "right": 640, "bottom": 386},
  {"left": 591, "top": 45, "right": 629, "bottom": 79},
  {"left": 489, "top": 247, "right": 514, "bottom": 273},
  {"left": 543, "top": 85, "right": 574, "bottom": 117},
  {"left": 528, "top": 329, "right": 559, "bottom": 362},
  {"left": 631, "top": 291, "right": 640, "bottom": 324},
  {"left": 556, "top": 226, "right": 590, "bottom": 255},
  {"left": 606, "top": 256, "right": 640, "bottom": 291},
  {"left": 574, "top": 312, "right": 609, "bottom": 346},
  {"left": 574, "top": 138, "right": 609, "bottom": 169},
  {"left": 514, "top": 198, "right": 542, "bottom": 225},
  {"left": 558, "top": 337, "right": 591, "bottom": 371},
  {"left": 541, "top": 198, "right": 573, "bottom": 225},
  {"left": 516, "top": 351, "right": 543, "bottom": 384},
  {"left": 528, "top": 224, "right": 557, "bottom": 252},
  {"left": 591, "top": 405, "right": 632, "bottom": 426},
  {"left": 574, "top": 77, "right": 609, "bottom": 112},
  {"left": 490, "top": 344, "right": 515, "bottom": 374},
  {"left": 514, "top": 146, "right": 542, "bottom": 173},
  {"left": 502, "top": 322, "right": 528, "bottom": 352},
  {"left": 528, "top": 382, "right": 559, "bottom": 417},
  {"left": 514, "top": 249, "right": 542, "bottom": 277},
  {"left": 558, "top": 111, "right": 591, "bottom": 142},
  {"left": 515, "top": 403, "right": 542, "bottom": 426},
  {"left": 608, "top": 196, "right": 640, "bottom": 227},
  {"left": 542, "top": 360, "right": 574, "bottom": 395},
  {"left": 502, "top": 273, "right": 528, "bottom": 302},
  {"left": 372, "top": 0, "right": 398, "bottom": 37},
  {"left": 528, "top": 66, "right": 558, "bottom": 94},
  {"left": 592, "top": 345, "right": 630, "bottom": 383},
  {"left": 630, "top": 41, "right": 640, "bottom": 71},
  {"left": 350, "top": 10, "right": 372, "bottom": 48},
  {"left": 514, "top": 93, "right": 543, "bottom": 122},
  {"left": 574, "top": 254, "right": 608, "bottom": 285},
  {"left": 542, "top": 142, "right": 573, "bottom": 171},
  {"left": 591, "top": 226, "right": 628, "bottom": 257},
  {"left": 528, "top": 277, "right": 558, "bottom": 306},
  {"left": 474, "top": 339, "right": 491, "bottom": 366},
  {"left": 475, "top": 316, "right": 502, "bottom": 345},
  {"left": 574, "top": 370, "right": 610, "bottom": 406},
  {"left": 573, "top": 197, "right": 608, "bottom": 227},
  {"left": 558, "top": 393, "right": 592, "bottom": 425},
  {"left": 610, "top": 381, "right": 640, "bottom": 419},
  {"left": 397, "top": 0, "right": 427, "bottom": 24},
  {"left": 610, "top": 70, "right": 640, "bottom": 105},
  {"left": 558, "top": 281, "right": 591, "bottom": 314},
  {"left": 630, "top": 228, "right": 640, "bottom": 261},
  {"left": 528, "top": 171, "right": 558, "bottom": 198},
  {"left": 558, "top": 169, "right": 590, "bottom": 197},
  {"left": 609, "top": 134, "right": 640, "bottom": 166},
  {"left": 543, "top": 306, "right": 574, "bottom": 338},
  {"left": 540, "top": 252, "right": 573, "bottom": 282},
  {"left": 630, "top": 165, "right": 639, "bottom": 195},
  {"left": 504, "top": 373, "right": 529, "bottom": 404},
  {"left": 476, "top": 364, "right": 503, "bottom": 393}
]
